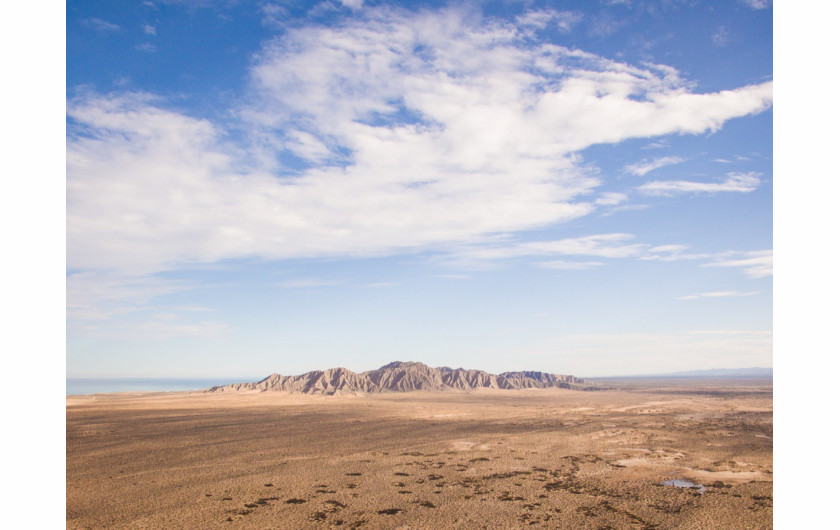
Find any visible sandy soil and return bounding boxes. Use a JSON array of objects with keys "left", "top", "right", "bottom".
[{"left": 67, "top": 379, "right": 772, "bottom": 528}]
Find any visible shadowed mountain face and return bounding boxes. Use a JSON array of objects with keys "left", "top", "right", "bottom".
[{"left": 209, "top": 361, "right": 601, "bottom": 395}]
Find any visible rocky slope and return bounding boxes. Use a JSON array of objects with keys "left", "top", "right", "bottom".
[{"left": 209, "top": 361, "right": 602, "bottom": 395}]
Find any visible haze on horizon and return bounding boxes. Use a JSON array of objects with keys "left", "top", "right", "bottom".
[{"left": 66, "top": 0, "right": 772, "bottom": 379}]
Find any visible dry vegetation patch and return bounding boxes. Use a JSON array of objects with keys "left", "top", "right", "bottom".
[{"left": 67, "top": 380, "right": 771, "bottom": 528}]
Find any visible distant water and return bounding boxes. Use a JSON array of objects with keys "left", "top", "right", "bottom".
[
  {"left": 66, "top": 377, "right": 258, "bottom": 396},
  {"left": 661, "top": 479, "right": 706, "bottom": 493}
]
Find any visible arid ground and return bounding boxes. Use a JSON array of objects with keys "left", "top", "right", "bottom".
[{"left": 67, "top": 378, "right": 772, "bottom": 528}]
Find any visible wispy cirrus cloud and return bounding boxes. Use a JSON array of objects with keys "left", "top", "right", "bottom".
[
  {"left": 640, "top": 244, "right": 710, "bottom": 262},
  {"left": 67, "top": 270, "right": 189, "bottom": 322},
  {"left": 595, "top": 192, "right": 628, "bottom": 206},
  {"left": 135, "top": 43, "right": 157, "bottom": 53},
  {"left": 588, "top": 14, "right": 626, "bottom": 37},
  {"left": 624, "top": 156, "right": 684, "bottom": 176},
  {"left": 260, "top": 3, "right": 289, "bottom": 28},
  {"left": 339, "top": 0, "right": 365, "bottom": 10},
  {"left": 703, "top": 250, "right": 772, "bottom": 278},
  {"left": 448, "top": 234, "right": 646, "bottom": 264},
  {"left": 444, "top": 235, "right": 770, "bottom": 279},
  {"left": 741, "top": 0, "right": 771, "bottom": 9},
  {"left": 66, "top": 270, "right": 228, "bottom": 339},
  {"left": 678, "top": 290, "right": 761, "bottom": 300},
  {"left": 641, "top": 140, "right": 669, "bottom": 150},
  {"left": 443, "top": 233, "right": 724, "bottom": 270},
  {"left": 712, "top": 26, "right": 730, "bottom": 47},
  {"left": 637, "top": 172, "right": 761, "bottom": 195},
  {"left": 516, "top": 9, "right": 583, "bottom": 33},
  {"left": 521, "top": 234, "right": 647, "bottom": 258},
  {"left": 81, "top": 18, "right": 121, "bottom": 32},
  {"left": 643, "top": 247, "right": 772, "bottom": 278}
]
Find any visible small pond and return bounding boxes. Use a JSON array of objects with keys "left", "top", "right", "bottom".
[{"left": 661, "top": 479, "right": 706, "bottom": 493}]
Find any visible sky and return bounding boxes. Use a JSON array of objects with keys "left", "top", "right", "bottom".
[{"left": 65, "top": 0, "right": 774, "bottom": 379}]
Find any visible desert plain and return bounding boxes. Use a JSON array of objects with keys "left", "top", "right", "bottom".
[{"left": 67, "top": 378, "right": 772, "bottom": 528}]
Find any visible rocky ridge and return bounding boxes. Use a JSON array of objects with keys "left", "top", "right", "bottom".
[{"left": 209, "top": 361, "right": 602, "bottom": 395}]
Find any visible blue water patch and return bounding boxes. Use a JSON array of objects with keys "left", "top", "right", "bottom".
[{"left": 66, "top": 378, "right": 258, "bottom": 396}]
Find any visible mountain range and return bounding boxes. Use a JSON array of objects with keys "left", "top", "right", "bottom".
[{"left": 208, "top": 361, "right": 602, "bottom": 395}]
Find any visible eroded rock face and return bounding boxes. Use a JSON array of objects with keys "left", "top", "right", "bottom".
[{"left": 209, "top": 361, "right": 602, "bottom": 395}]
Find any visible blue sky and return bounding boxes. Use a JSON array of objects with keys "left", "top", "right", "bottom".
[{"left": 66, "top": 0, "right": 773, "bottom": 378}]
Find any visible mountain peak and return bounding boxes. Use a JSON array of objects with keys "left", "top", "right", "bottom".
[{"left": 377, "top": 360, "right": 427, "bottom": 370}]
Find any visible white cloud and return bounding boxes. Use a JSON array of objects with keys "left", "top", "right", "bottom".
[
  {"left": 641, "top": 244, "right": 710, "bottom": 262},
  {"left": 648, "top": 244, "right": 689, "bottom": 254},
  {"left": 284, "top": 130, "right": 333, "bottom": 162},
  {"left": 588, "top": 15, "right": 625, "bottom": 38},
  {"left": 704, "top": 250, "right": 773, "bottom": 278},
  {"left": 516, "top": 10, "right": 552, "bottom": 29},
  {"left": 339, "top": 0, "right": 364, "bottom": 9},
  {"left": 67, "top": 6, "right": 773, "bottom": 300},
  {"left": 678, "top": 290, "right": 762, "bottom": 300},
  {"left": 143, "top": 24, "right": 157, "bottom": 35},
  {"left": 306, "top": 1, "right": 343, "bottom": 18},
  {"left": 741, "top": 0, "right": 771, "bottom": 9},
  {"left": 447, "top": 235, "right": 764, "bottom": 273},
  {"left": 641, "top": 140, "right": 669, "bottom": 150},
  {"left": 638, "top": 172, "right": 761, "bottom": 195},
  {"left": 260, "top": 3, "right": 289, "bottom": 28},
  {"left": 624, "top": 155, "right": 684, "bottom": 176},
  {"left": 443, "top": 233, "right": 650, "bottom": 268},
  {"left": 595, "top": 192, "right": 628, "bottom": 206},
  {"left": 606, "top": 203, "right": 649, "bottom": 214},
  {"left": 517, "top": 10, "right": 582, "bottom": 33},
  {"left": 68, "top": 90, "right": 596, "bottom": 274},
  {"left": 81, "top": 18, "right": 121, "bottom": 32},
  {"left": 521, "top": 234, "right": 645, "bottom": 258},
  {"left": 135, "top": 43, "right": 157, "bottom": 53}
]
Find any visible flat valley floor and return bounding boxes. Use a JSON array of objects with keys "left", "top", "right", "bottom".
[{"left": 66, "top": 379, "right": 772, "bottom": 528}]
